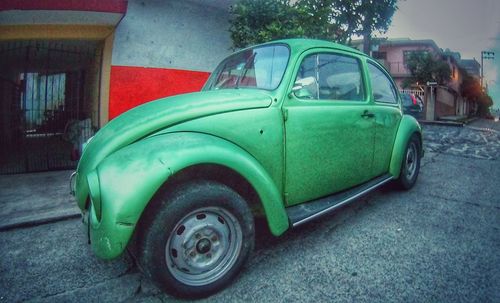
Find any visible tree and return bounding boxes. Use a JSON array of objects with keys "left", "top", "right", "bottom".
[
  {"left": 460, "top": 74, "right": 482, "bottom": 101},
  {"left": 461, "top": 74, "right": 494, "bottom": 117},
  {"left": 229, "top": 0, "right": 399, "bottom": 49},
  {"left": 347, "top": 0, "right": 398, "bottom": 54},
  {"left": 477, "top": 93, "right": 494, "bottom": 117},
  {"left": 403, "top": 52, "right": 451, "bottom": 88},
  {"left": 229, "top": 1, "right": 303, "bottom": 49}
]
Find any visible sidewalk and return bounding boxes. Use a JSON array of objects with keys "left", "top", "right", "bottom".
[
  {"left": 0, "top": 170, "right": 80, "bottom": 231},
  {"left": 467, "top": 117, "right": 500, "bottom": 132}
]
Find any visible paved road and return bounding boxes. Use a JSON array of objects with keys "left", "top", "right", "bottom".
[{"left": 1, "top": 121, "right": 499, "bottom": 302}]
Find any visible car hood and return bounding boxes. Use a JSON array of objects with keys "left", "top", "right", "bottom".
[{"left": 75, "top": 89, "right": 272, "bottom": 205}]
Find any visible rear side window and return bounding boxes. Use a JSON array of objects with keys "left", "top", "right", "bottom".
[
  {"left": 368, "top": 62, "right": 398, "bottom": 104},
  {"left": 295, "top": 53, "right": 365, "bottom": 101}
]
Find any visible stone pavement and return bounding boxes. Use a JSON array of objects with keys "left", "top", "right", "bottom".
[
  {"left": 423, "top": 119, "right": 500, "bottom": 161},
  {"left": 0, "top": 170, "right": 79, "bottom": 231}
]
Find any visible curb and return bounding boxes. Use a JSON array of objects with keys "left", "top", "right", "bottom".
[
  {"left": 463, "top": 117, "right": 479, "bottom": 125},
  {"left": 418, "top": 120, "right": 464, "bottom": 127},
  {"left": 465, "top": 125, "right": 500, "bottom": 134},
  {"left": 0, "top": 210, "right": 81, "bottom": 232}
]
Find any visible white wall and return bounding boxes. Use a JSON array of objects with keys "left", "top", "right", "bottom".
[{"left": 112, "top": 0, "right": 233, "bottom": 72}]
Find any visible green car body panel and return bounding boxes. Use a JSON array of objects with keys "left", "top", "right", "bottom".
[
  {"left": 73, "top": 39, "right": 422, "bottom": 260},
  {"left": 389, "top": 114, "right": 423, "bottom": 177}
]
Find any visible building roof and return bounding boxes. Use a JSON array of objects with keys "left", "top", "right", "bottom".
[
  {"left": 379, "top": 38, "right": 441, "bottom": 54},
  {"left": 350, "top": 37, "right": 442, "bottom": 54},
  {"left": 459, "top": 58, "right": 481, "bottom": 76},
  {"left": 460, "top": 58, "right": 481, "bottom": 69}
]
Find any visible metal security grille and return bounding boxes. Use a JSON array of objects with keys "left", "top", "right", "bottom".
[{"left": 0, "top": 40, "right": 102, "bottom": 174}]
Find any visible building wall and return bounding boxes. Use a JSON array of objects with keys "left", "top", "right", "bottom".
[
  {"left": 108, "top": 0, "right": 233, "bottom": 119},
  {"left": 435, "top": 87, "right": 456, "bottom": 117},
  {"left": 446, "top": 60, "right": 463, "bottom": 93},
  {"left": 0, "top": 79, "right": 18, "bottom": 145},
  {"left": 380, "top": 45, "right": 438, "bottom": 77},
  {"left": 84, "top": 48, "right": 102, "bottom": 129}
]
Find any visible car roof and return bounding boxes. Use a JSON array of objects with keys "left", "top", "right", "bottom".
[{"left": 245, "top": 38, "right": 368, "bottom": 58}]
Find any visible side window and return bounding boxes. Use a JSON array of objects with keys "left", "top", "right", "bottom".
[
  {"left": 295, "top": 55, "right": 318, "bottom": 99},
  {"left": 294, "top": 53, "right": 365, "bottom": 101},
  {"left": 368, "top": 62, "right": 398, "bottom": 104}
]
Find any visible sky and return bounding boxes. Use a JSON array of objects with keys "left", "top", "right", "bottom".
[{"left": 383, "top": 0, "right": 500, "bottom": 110}]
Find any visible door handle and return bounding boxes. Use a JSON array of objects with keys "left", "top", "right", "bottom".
[{"left": 361, "top": 110, "right": 375, "bottom": 118}]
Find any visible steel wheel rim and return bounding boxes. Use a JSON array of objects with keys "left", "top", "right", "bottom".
[
  {"left": 405, "top": 141, "right": 417, "bottom": 180},
  {"left": 165, "top": 206, "right": 243, "bottom": 286}
]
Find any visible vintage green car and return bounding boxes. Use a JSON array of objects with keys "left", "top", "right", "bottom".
[{"left": 72, "top": 39, "right": 422, "bottom": 298}]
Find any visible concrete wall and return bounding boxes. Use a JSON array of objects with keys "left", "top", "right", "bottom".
[
  {"left": 0, "top": 79, "right": 18, "bottom": 146},
  {"left": 435, "top": 87, "right": 456, "bottom": 117},
  {"left": 108, "top": 0, "right": 234, "bottom": 119},
  {"left": 112, "top": 0, "right": 232, "bottom": 71},
  {"left": 84, "top": 49, "right": 101, "bottom": 129}
]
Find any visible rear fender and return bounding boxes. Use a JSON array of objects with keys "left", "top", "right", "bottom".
[{"left": 389, "top": 115, "right": 422, "bottom": 178}]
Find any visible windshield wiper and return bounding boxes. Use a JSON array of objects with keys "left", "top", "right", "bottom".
[{"left": 235, "top": 52, "right": 256, "bottom": 89}]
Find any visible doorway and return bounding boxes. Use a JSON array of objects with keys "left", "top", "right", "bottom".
[{"left": 0, "top": 40, "right": 102, "bottom": 174}]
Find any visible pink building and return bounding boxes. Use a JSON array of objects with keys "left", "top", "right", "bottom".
[
  {"left": 354, "top": 38, "right": 476, "bottom": 120},
  {"left": 372, "top": 39, "right": 441, "bottom": 88}
]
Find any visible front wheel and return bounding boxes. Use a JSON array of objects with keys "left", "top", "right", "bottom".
[
  {"left": 137, "top": 181, "right": 254, "bottom": 298},
  {"left": 396, "top": 135, "right": 421, "bottom": 189}
]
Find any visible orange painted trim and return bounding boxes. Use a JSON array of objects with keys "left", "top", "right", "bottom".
[{"left": 0, "top": 25, "right": 114, "bottom": 40}]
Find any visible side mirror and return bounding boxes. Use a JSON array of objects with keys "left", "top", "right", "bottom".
[
  {"left": 292, "top": 76, "right": 315, "bottom": 91},
  {"left": 290, "top": 76, "right": 316, "bottom": 98}
]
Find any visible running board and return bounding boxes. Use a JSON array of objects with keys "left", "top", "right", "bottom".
[{"left": 286, "top": 174, "right": 393, "bottom": 227}]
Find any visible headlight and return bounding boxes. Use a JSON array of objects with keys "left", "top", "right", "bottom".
[
  {"left": 82, "top": 136, "right": 94, "bottom": 153},
  {"left": 69, "top": 172, "right": 77, "bottom": 196},
  {"left": 87, "top": 170, "right": 102, "bottom": 221}
]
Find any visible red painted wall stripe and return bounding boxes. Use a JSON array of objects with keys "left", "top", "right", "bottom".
[
  {"left": 0, "top": 0, "right": 128, "bottom": 13},
  {"left": 109, "top": 66, "right": 210, "bottom": 120}
]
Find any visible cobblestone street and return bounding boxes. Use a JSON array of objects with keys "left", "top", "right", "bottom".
[{"left": 423, "top": 121, "right": 500, "bottom": 161}]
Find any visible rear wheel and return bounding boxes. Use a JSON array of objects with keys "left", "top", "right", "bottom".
[
  {"left": 138, "top": 181, "right": 254, "bottom": 298},
  {"left": 396, "top": 135, "right": 421, "bottom": 189}
]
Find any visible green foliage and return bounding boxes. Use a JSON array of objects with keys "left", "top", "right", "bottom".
[
  {"left": 229, "top": 0, "right": 300, "bottom": 49},
  {"left": 460, "top": 71, "right": 493, "bottom": 117},
  {"left": 402, "top": 52, "right": 451, "bottom": 88},
  {"left": 229, "top": 0, "right": 398, "bottom": 49},
  {"left": 477, "top": 92, "right": 494, "bottom": 117},
  {"left": 460, "top": 74, "right": 482, "bottom": 101}
]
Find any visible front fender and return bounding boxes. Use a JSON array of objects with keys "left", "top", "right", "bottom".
[
  {"left": 89, "top": 132, "right": 289, "bottom": 259},
  {"left": 389, "top": 115, "right": 422, "bottom": 178}
]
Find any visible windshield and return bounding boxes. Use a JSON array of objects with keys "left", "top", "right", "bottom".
[{"left": 205, "top": 44, "right": 290, "bottom": 91}]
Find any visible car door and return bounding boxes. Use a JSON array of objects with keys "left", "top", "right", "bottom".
[
  {"left": 366, "top": 61, "right": 402, "bottom": 176},
  {"left": 283, "top": 50, "right": 377, "bottom": 206}
]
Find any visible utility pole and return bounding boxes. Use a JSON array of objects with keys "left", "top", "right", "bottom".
[{"left": 480, "top": 51, "right": 495, "bottom": 89}]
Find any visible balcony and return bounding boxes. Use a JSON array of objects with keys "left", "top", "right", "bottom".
[{"left": 380, "top": 61, "right": 411, "bottom": 77}]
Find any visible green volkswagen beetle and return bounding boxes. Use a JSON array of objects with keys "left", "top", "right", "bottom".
[{"left": 72, "top": 39, "right": 422, "bottom": 298}]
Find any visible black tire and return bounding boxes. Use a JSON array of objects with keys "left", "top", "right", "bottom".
[
  {"left": 396, "top": 134, "right": 421, "bottom": 189},
  {"left": 137, "top": 180, "right": 254, "bottom": 298}
]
